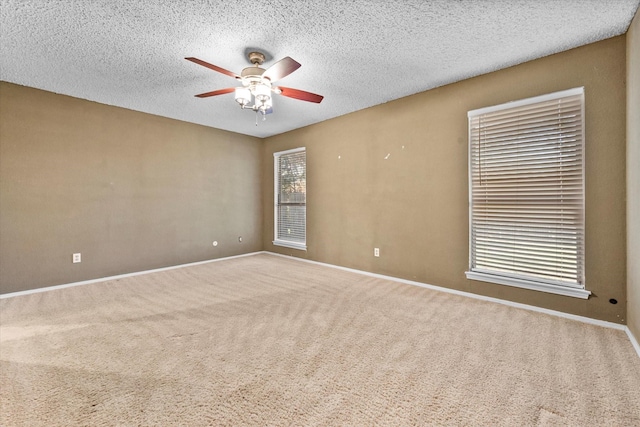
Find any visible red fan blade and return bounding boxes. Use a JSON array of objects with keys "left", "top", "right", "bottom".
[
  {"left": 263, "top": 57, "right": 301, "bottom": 82},
  {"left": 278, "top": 87, "right": 324, "bottom": 103},
  {"left": 185, "top": 57, "right": 240, "bottom": 79},
  {"left": 195, "top": 87, "right": 236, "bottom": 98}
]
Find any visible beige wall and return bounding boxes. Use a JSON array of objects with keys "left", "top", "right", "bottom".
[
  {"left": 628, "top": 9, "right": 640, "bottom": 339},
  {"left": 0, "top": 82, "right": 263, "bottom": 294},
  {"left": 1, "top": 34, "right": 631, "bottom": 326},
  {"left": 263, "top": 36, "right": 628, "bottom": 324}
]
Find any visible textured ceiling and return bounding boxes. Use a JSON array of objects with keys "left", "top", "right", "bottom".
[{"left": 1, "top": 0, "right": 639, "bottom": 138}]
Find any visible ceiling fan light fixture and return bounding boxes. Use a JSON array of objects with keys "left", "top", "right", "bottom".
[
  {"left": 253, "top": 83, "right": 271, "bottom": 103},
  {"left": 234, "top": 87, "right": 251, "bottom": 106},
  {"left": 260, "top": 97, "right": 273, "bottom": 112}
]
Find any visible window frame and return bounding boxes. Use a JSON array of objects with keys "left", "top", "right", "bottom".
[
  {"left": 465, "top": 87, "right": 589, "bottom": 299},
  {"left": 273, "top": 147, "right": 307, "bottom": 251}
]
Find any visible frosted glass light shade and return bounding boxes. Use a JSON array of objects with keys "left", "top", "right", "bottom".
[
  {"left": 234, "top": 87, "right": 251, "bottom": 106},
  {"left": 254, "top": 84, "right": 271, "bottom": 103}
]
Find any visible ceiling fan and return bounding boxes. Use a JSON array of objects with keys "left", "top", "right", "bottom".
[{"left": 185, "top": 52, "right": 323, "bottom": 119}]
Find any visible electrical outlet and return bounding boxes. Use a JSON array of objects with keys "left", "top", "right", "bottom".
[
  {"left": 374, "top": 248, "right": 380, "bottom": 257},
  {"left": 72, "top": 253, "right": 81, "bottom": 263}
]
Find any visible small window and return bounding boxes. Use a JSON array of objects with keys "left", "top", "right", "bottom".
[
  {"left": 274, "top": 147, "right": 306, "bottom": 250},
  {"left": 466, "top": 88, "right": 589, "bottom": 299}
]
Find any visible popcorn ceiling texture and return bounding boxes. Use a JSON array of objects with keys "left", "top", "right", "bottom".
[{"left": 0, "top": 0, "right": 638, "bottom": 138}]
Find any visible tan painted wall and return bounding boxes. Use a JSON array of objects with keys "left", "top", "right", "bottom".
[
  {"left": 0, "top": 82, "right": 263, "bottom": 294},
  {"left": 263, "top": 36, "right": 627, "bottom": 324},
  {"left": 628, "top": 9, "right": 640, "bottom": 339},
  {"left": 1, "top": 35, "right": 630, "bottom": 326}
]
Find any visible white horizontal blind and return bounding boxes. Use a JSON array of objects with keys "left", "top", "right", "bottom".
[
  {"left": 275, "top": 148, "right": 306, "bottom": 247},
  {"left": 468, "top": 88, "right": 585, "bottom": 289}
]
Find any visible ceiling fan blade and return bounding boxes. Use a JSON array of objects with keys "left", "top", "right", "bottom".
[
  {"left": 185, "top": 57, "right": 240, "bottom": 79},
  {"left": 263, "top": 57, "right": 301, "bottom": 82},
  {"left": 278, "top": 87, "right": 324, "bottom": 103},
  {"left": 194, "top": 87, "right": 236, "bottom": 98}
]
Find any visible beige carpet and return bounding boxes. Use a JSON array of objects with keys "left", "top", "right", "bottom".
[{"left": 1, "top": 253, "right": 639, "bottom": 426}]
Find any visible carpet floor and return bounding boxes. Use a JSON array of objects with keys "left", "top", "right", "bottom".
[{"left": 1, "top": 253, "right": 639, "bottom": 426}]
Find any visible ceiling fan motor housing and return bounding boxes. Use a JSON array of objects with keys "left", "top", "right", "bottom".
[{"left": 241, "top": 67, "right": 266, "bottom": 79}]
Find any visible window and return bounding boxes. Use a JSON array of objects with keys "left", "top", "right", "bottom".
[
  {"left": 274, "top": 147, "right": 306, "bottom": 250},
  {"left": 466, "top": 88, "right": 589, "bottom": 299}
]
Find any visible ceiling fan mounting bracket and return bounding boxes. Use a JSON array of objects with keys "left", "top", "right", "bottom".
[{"left": 248, "top": 51, "right": 266, "bottom": 65}]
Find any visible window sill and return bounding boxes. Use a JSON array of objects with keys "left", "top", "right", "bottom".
[
  {"left": 465, "top": 271, "right": 591, "bottom": 299},
  {"left": 273, "top": 240, "right": 307, "bottom": 251}
]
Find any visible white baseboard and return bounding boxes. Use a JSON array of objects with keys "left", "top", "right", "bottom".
[
  {"left": 0, "top": 251, "right": 264, "bottom": 300},
  {"left": 627, "top": 327, "right": 640, "bottom": 358},
  {"left": 3, "top": 250, "right": 639, "bottom": 360},
  {"left": 265, "top": 252, "right": 640, "bottom": 358}
]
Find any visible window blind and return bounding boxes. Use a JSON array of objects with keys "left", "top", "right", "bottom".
[
  {"left": 274, "top": 148, "right": 306, "bottom": 248},
  {"left": 467, "top": 88, "right": 586, "bottom": 295}
]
